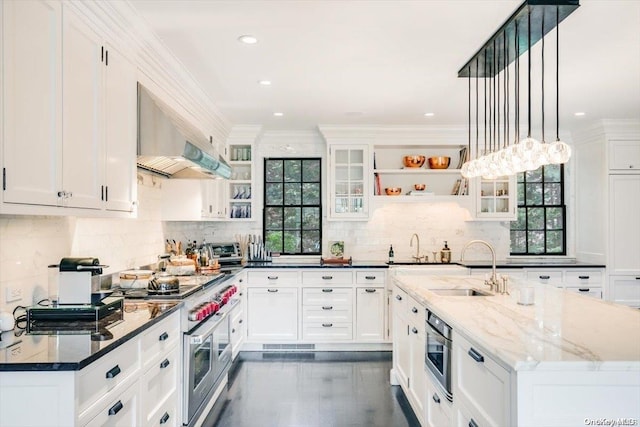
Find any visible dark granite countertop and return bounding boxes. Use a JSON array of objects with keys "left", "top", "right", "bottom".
[
  {"left": 0, "top": 300, "right": 182, "bottom": 372},
  {"left": 243, "top": 260, "right": 605, "bottom": 269},
  {"left": 457, "top": 260, "right": 606, "bottom": 269}
]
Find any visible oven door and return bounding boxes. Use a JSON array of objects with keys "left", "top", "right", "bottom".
[
  {"left": 425, "top": 322, "right": 453, "bottom": 401},
  {"left": 183, "top": 311, "right": 230, "bottom": 426}
]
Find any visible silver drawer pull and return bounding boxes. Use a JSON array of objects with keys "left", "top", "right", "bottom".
[
  {"left": 365, "top": 288, "right": 376, "bottom": 293},
  {"left": 267, "top": 289, "right": 278, "bottom": 293},
  {"left": 267, "top": 276, "right": 278, "bottom": 280},
  {"left": 106, "top": 365, "right": 121, "bottom": 379},
  {"left": 322, "top": 306, "right": 333, "bottom": 310},
  {"left": 539, "top": 275, "right": 550, "bottom": 280},
  {"left": 365, "top": 276, "right": 376, "bottom": 280},
  {"left": 432, "top": 393, "right": 441, "bottom": 404},
  {"left": 322, "top": 275, "right": 333, "bottom": 280},
  {"left": 322, "top": 288, "right": 333, "bottom": 293},
  {"left": 322, "top": 323, "right": 333, "bottom": 327},
  {"left": 108, "top": 400, "right": 123, "bottom": 416}
]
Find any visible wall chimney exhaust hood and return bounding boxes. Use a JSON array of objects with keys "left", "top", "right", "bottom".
[{"left": 136, "top": 83, "right": 232, "bottom": 179}]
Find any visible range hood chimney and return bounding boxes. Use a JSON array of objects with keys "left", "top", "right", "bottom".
[{"left": 136, "top": 83, "right": 232, "bottom": 179}]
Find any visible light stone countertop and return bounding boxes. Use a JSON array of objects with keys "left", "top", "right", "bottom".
[{"left": 391, "top": 272, "right": 640, "bottom": 372}]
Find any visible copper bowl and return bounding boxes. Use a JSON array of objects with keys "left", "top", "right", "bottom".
[
  {"left": 427, "top": 156, "right": 451, "bottom": 169},
  {"left": 414, "top": 184, "right": 426, "bottom": 191},
  {"left": 403, "top": 155, "right": 426, "bottom": 168},
  {"left": 385, "top": 187, "right": 402, "bottom": 196}
]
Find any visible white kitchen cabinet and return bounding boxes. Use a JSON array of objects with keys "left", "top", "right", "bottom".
[
  {"left": 82, "top": 380, "right": 140, "bottom": 427},
  {"left": 327, "top": 144, "right": 370, "bottom": 220},
  {"left": 161, "top": 179, "right": 226, "bottom": 221},
  {"left": 392, "top": 286, "right": 410, "bottom": 389},
  {"left": 302, "top": 287, "right": 353, "bottom": 341},
  {"left": 227, "top": 141, "right": 253, "bottom": 220},
  {"left": 452, "top": 331, "right": 512, "bottom": 427},
  {"left": 247, "top": 287, "right": 298, "bottom": 341},
  {"left": 575, "top": 125, "right": 639, "bottom": 307},
  {"left": 425, "top": 375, "right": 452, "bottom": 427},
  {"left": 1, "top": 0, "right": 63, "bottom": 207},
  {"left": 475, "top": 175, "right": 517, "bottom": 220},
  {"left": 229, "top": 271, "right": 246, "bottom": 359},
  {"left": 1, "top": 3, "right": 136, "bottom": 215},
  {"left": 355, "top": 287, "right": 385, "bottom": 341},
  {"left": 140, "top": 347, "right": 179, "bottom": 427}
]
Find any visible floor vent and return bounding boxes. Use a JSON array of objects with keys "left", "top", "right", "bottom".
[{"left": 261, "top": 344, "right": 316, "bottom": 350}]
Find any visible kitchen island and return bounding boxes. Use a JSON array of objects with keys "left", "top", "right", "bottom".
[{"left": 390, "top": 270, "right": 640, "bottom": 427}]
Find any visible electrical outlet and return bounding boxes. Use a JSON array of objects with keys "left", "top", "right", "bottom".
[{"left": 5, "top": 286, "right": 23, "bottom": 303}]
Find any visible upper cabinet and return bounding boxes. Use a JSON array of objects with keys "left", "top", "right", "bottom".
[
  {"left": 1, "top": 2, "right": 137, "bottom": 216},
  {"left": 475, "top": 175, "right": 517, "bottom": 220},
  {"left": 2, "top": 0, "right": 63, "bottom": 207},
  {"left": 609, "top": 140, "right": 640, "bottom": 171},
  {"left": 327, "top": 144, "right": 369, "bottom": 220},
  {"left": 227, "top": 142, "right": 254, "bottom": 220}
]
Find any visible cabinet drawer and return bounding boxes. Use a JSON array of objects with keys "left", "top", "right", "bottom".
[
  {"left": 302, "top": 322, "right": 353, "bottom": 341},
  {"left": 453, "top": 332, "right": 511, "bottom": 427},
  {"left": 406, "top": 295, "right": 423, "bottom": 321},
  {"left": 356, "top": 271, "right": 385, "bottom": 285},
  {"left": 393, "top": 286, "right": 409, "bottom": 320},
  {"left": 144, "top": 390, "right": 178, "bottom": 427},
  {"left": 140, "top": 311, "right": 180, "bottom": 370},
  {"left": 140, "top": 346, "right": 179, "bottom": 423},
  {"left": 82, "top": 380, "right": 139, "bottom": 427},
  {"left": 610, "top": 275, "right": 640, "bottom": 307},
  {"left": 426, "top": 386, "right": 452, "bottom": 427},
  {"left": 526, "top": 270, "right": 563, "bottom": 285},
  {"left": 78, "top": 339, "right": 140, "bottom": 414},
  {"left": 565, "top": 287, "right": 602, "bottom": 299},
  {"left": 303, "top": 306, "right": 352, "bottom": 323},
  {"left": 247, "top": 270, "right": 298, "bottom": 285},
  {"left": 303, "top": 287, "right": 352, "bottom": 305},
  {"left": 563, "top": 270, "right": 604, "bottom": 286},
  {"left": 302, "top": 270, "right": 353, "bottom": 285}
]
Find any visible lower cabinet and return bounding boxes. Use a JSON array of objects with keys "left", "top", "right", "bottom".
[
  {"left": 247, "top": 287, "right": 298, "bottom": 341},
  {"left": 425, "top": 376, "right": 452, "bottom": 427},
  {"left": 525, "top": 268, "right": 605, "bottom": 300},
  {"left": 355, "top": 287, "right": 385, "bottom": 341},
  {"left": 452, "top": 331, "right": 512, "bottom": 427},
  {"left": 609, "top": 275, "right": 640, "bottom": 307},
  {"left": 83, "top": 380, "right": 140, "bottom": 427}
]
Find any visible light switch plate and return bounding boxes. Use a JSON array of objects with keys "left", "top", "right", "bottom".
[{"left": 5, "top": 286, "right": 23, "bottom": 303}]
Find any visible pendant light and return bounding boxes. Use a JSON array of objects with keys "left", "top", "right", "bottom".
[{"left": 545, "top": 4, "right": 572, "bottom": 164}]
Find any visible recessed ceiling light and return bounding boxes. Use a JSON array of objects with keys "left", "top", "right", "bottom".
[
  {"left": 238, "top": 35, "right": 258, "bottom": 44},
  {"left": 258, "top": 80, "right": 272, "bottom": 86},
  {"left": 424, "top": 113, "right": 435, "bottom": 117},
  {"left": 273, "top": 112, "right": 284, "bottom": 117},
  {"left": 574, "top": 112, "right": 586, "bottom": 116}
]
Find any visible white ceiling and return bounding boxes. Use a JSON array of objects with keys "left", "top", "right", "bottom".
[{"left": 129, "top": 0, "right": 640, "bottom": 132}]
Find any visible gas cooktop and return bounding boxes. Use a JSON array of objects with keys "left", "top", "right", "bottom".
[{"left": 110, "top": 272, "right": 228, "bottom": 300}]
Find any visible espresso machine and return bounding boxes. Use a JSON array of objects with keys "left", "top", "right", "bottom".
[{"left": 27, "top": 258, "right": 123, "bottom": 323}]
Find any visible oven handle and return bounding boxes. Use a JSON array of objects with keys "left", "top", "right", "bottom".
[{"left": 426, "top": 324, "right": 452, "bottom": 348}]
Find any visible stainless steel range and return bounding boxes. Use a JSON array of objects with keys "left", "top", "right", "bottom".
[{"left": 114, "top": 272, "right": 239, "bottom": 427}]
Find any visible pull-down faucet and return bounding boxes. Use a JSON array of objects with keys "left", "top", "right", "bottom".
[
  {"left": 460, "top": 239, "right": 503, "bottom": 293},
  {"left": 410, "top": 233, "right": 424, "bottom": 263}
]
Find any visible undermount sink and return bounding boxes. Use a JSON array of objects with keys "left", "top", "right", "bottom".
[{"left": 429, "top": 288, "right": 493, "bottom": 297}]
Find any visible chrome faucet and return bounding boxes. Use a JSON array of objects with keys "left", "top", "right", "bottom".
[
  {"left": 460, "top": 239, "right": 502, "bottom": 293},
  {"left": 410, "top": 233, "right": 425, "bottom": 263}
]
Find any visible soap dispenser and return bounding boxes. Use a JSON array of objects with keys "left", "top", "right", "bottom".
[
  {"left": 388, "top": 245, "right": 395, "bottom": 264},
  {"left": 440, "top": 241, "right": 451, "bottom": 264}
]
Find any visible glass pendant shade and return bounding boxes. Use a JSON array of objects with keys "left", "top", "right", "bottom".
[
  {"left": 461, "top": 161, "right": 471, "bottom": 178},
  {"left": 546, "top": 140, "right": 572, "bottom": 164}
]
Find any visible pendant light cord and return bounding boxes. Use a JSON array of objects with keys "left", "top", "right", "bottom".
[
  {"left": 556, "top": 4, "right": 560, "bottom": 141},
  {"left": 541, "top": 10, "right": 545, "bottom": 143},
  {"left": 515, "top": 19, "right": 519, "bottom": 143},
  {"left": 468, "top": 66, "right": 471, "bottom": 159},
  {"left": 504, "top": 31, "right": 508, "bottom": 149},
  {"left": 527, "top": 6, "right": 532, "bottom": 138},
  {"left": 476, "top": 57, "right": 479, "bottom": 158}
]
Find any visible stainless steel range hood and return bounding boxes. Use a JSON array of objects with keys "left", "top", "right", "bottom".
[{"left": 137, "top": 83, "right": 231, "bottom": 179}]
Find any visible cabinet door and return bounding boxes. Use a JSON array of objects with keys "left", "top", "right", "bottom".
[
  {"left": 83, "top": 380, "right": 139, "bottom": 427},
  {"left": 328, "top": 144, "right": 369, "bottom": 220},
  {"left": 103, "top": 44, "right": 136, "bottom": 212},
  {"left": 62, "top": 9, "right": 103, "bottom": 209},
  {"left": 609, "top": 275, "right": 640, "bottom": 308},
  {"left": 2, "top": 0, "right": 62, "bottom": 206},
  {"left": 475, "top": 175, "right": 517, "bottom": 220},
  {"left": 355, "top": 287, "right": 384, "bottom": 341},
  {"left": 393, "top": 318, "right": 410, "bottom": 389},
  {"left": 609, "top": 140, "right": 640, "bottom": 171},
  {"left": 247, "top": 288, "right": 298, "bottom": 341},
  {"left": 408, "top": 324, "right": 427, "bottom": 424},
  {"left": 609, "top": 175, "right": 640, "bottom": 275}
]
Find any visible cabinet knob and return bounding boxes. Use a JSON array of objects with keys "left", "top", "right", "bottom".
[
  {"left": 395, "top": 295, "right": 402, "bottom": 301},
  {"left": 411, "top": 327, "right": 418, "bottom": 334},
  {"left": 432, "top": 393, "right": 441, "bottom": 404},
  {"left": 411, "top": 307, "right": 418, "bottom": 314}
]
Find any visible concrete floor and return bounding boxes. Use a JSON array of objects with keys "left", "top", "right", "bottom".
[{"left": 206, "top": 352, "right": 420, "bottom": 427}]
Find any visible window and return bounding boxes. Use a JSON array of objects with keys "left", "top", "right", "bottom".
[
  {"left": 510, "top": 164, "right": 566, "bottom": 255},
  {"left": 263, "top": 158, "right": 322, "bottom": 255}
]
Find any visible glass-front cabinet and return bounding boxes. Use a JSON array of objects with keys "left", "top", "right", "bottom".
[
  {"left": 475, "top": 175, "right": 516, "bottom": 220},
  {"left": 328, "top": 144, "right": 369, "bottom": 220},
  {"left": 227, "top": 143, "right": 254, "bottom": 220}
]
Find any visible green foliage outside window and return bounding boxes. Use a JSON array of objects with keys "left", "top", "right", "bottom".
[
  {"left": 264, "top": 158, "right": 322, "bottom": 255},
  {"left": 510, "top": 164, "right": 566, "bottom": 255}
]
